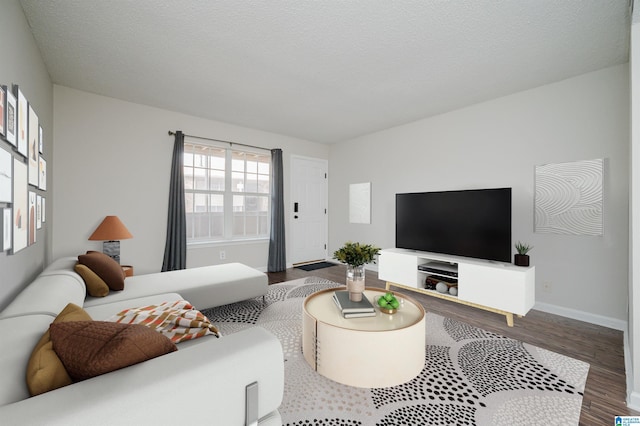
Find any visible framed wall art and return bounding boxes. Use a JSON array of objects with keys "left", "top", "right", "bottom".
[
  {"left": 41, "top": 197, "right": 45, "bottom": 223},
  {"left": 12, "top": 158, "right": 27, "bottom": 253},
  {"left": 15, "top": 86, "right": 28, "bottom": 158},
  {"left": 0, "top": 85, "right": 5, "bottom": 138},
  {"left": 1, "top": 208, "right": 11, "bottom": 251},
  {"left": 534, "top": 158, "right": 604, "bottom": 236},
  {"left": 0, "top": 147, "right": 11, "bottom": 202},
  {"left": 36, "top": 194, "right": 42, "bottom": 230},
  {"left": 28, "top": 190, "right": 36, "bottom": 245},
  {"left": 39, "top": 125, "right": 43, "bottom": 154},
  {"left": 28, "top": 104, "right": 38, "bottom": 187},
  {"left": 349, "top": 182, "right": 371, "bottom": 224},
  {"left": 38, "top": 156, "right": 46, "bottom": 190},
  {"left": 5, "top": 87, "right": 16, "bottom": 147}
]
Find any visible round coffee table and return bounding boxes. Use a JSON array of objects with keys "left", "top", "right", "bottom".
[{"left": 302, "top": 287, "right": 425, "bottom": 388}]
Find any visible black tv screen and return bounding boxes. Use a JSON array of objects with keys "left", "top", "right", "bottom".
[{"left": 396, "top": 188, "right": 512, "bottom": 263}]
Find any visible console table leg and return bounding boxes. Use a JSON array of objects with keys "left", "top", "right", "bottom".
[{"left": 506, "top": 313, "right": 514, "bottom": 327}]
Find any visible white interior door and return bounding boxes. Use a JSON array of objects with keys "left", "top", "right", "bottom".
[{"left": 290, "top": 156, "right": 328, "bottom": 265}]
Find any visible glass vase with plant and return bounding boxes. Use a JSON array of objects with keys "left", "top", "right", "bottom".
[{"left": 333, "top": 242, "right": 381, "bottom": 301}]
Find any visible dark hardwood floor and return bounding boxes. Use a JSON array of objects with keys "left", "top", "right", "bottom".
[{"left": 267, "top": 263, "right": 637, "bottom": 426}]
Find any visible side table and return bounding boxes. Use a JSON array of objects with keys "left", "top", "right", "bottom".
[{"left": 121, "top": 265, "right": 134, "bottom": 277}]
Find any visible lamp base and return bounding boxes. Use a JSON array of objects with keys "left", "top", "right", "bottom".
[{"left": 103, "top": 240, "right": 121, "bottom": 264}]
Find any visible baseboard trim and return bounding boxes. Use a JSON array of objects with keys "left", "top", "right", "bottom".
[
  {"left": 628, "top": 389, "right": 640, "bottom": 412},
  {"left": 534, "top": 301, "right": 627, "bottom": 331},
  {"left": 256, "top": 263, "right": 295, "bottom": 272},
  {"left": 623, "top": 328, "right": 640, "bottom": 411}
]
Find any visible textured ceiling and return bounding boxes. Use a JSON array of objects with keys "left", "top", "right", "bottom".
[{"left": 19, "top": 0, "right": 630, "bottom": 144}]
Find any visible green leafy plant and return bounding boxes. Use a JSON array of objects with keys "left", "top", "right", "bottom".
[
  {"left": 515, "top": 241, "right": 533, "bottom": 255},
  {"left": 333, "top": 241, "right": 381, "bottom": 267}
]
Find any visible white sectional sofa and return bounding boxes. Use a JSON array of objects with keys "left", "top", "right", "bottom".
[{"left": 0, "top": 257, "right": 284, "bottom": 425}]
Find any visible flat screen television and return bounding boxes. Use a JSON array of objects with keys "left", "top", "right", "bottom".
[{"left": 396, "top": 188, "right": 512, "bottom": 263}]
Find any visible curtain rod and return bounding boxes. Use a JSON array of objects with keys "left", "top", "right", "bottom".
[{"left": 168, "top": 130, "right": 272, "bottom": 152}]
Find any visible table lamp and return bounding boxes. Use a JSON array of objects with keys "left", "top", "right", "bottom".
[{"left": 88, "top": 216, "right": 133, "bottom": 264}]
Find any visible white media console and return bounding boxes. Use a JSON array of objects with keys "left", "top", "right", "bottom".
[{"left": 378, "top": 248, "right": 535, "bottom": 327}]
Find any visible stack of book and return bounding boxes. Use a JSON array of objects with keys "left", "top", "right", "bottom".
[{"left": 332, "top": 290, "right": 376, "bottom": 318}]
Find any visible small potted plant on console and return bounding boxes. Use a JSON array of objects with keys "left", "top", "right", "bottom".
[
  {"left": 333, "top": 241, "right": 381, "bottom": 302},
  {"left": 514, "top": 241, "right": 533, "bottom": 267}
]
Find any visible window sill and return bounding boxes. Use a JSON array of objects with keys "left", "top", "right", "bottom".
[{"left": 187, "top": 238, "right": 269, "bottom": 249}]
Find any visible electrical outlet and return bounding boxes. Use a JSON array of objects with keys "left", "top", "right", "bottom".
[
  {"left": 542, "top": 281, "right": 552, "bottom": 293},
  {"left": 219, "top": 250, "right": 226, "bottom": 260}
]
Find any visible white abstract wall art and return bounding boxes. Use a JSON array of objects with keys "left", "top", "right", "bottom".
[
  {"left": 534, "top": 158, "right": 604, "bottom": 236},
  {"left": 349, "top": 182, "right": 371, "bottom": 224}
]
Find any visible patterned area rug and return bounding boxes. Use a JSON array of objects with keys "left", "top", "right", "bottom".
[{"left": 201, "top": 277, "right": 589, "bottom": 426}]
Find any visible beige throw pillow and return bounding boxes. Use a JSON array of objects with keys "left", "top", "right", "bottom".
[
  {"left": 26, "top": 303, "right": 93, "bottom": 396},
  {"left": 74, "top": 263, "right": 109, "bottom": 297}
]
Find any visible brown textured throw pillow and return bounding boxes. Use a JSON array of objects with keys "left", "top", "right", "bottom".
[
  {"left": 50, "top": 321, "right": 177, "bottom": 381},
  {"left": 74, "top": 263, "right": 110, "bottom": 297},
  {"left": 26, "top": 303, "right": 93, "bottom": 396},
  {"left": 77, "top": 251, "right": 125, "bottom": 291}
]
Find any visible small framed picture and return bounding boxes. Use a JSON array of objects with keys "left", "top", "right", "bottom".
[
  {"left": 36, "top": 194, "right": 42, "bottom": 230},
  {"left": 5, "top": 87, "right": 16, "bottom": 146},
  {"left": 41, "top": 197, "right": 45, "bottom": 223},
  {"left": 0, "top": 147, "right": 11, "bottom": 203},
  {"left": 39, "top": 125, "right": 43, "bottom": 154},
  {"left": 13, "top": 158, "right": 27, "bottom": 253},
  {"left": 0, "top": 207, "right": 11, "bottom": 252},
  {"left": 0, "top": 86, "right": 5, "bottom": 138},
  {"left": 28, "top": 190, "right": 36, "bottom": 245},
  {"left": 38, "top": 156, "right": 46, "bottom": 191},
  {"left": 15, "top": 85, "right": 28, "bottom": 158},
  {"left": 28, "top": 104, "right": 38, "bottom": 187}
]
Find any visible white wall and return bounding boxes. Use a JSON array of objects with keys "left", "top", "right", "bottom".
[
  {"left": 0, "top": 0, "right": 53, "bottom": 310},
  {"left": 329, "top": 64, "right": 629, "bottom": 325},
  {"left": 53, "top": 86, "right": 328, "bottom": 274},
  {"left": 627, "top": 7, "right": 640, "bottom": 411}
]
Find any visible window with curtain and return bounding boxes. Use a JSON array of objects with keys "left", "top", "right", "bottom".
[{"left": 183, "top": 141, "right": 271, "bottom": 243}]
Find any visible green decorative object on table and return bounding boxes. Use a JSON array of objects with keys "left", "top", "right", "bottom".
[
  {"left": 333, "top": 241, "right": 381, "bottom": 302},
  {"left": 377, "top": 291, "right": 400, "bottom": 314}
]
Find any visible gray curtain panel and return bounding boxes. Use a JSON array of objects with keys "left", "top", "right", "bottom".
[
  {"left": 268, "top": 148, "right": 286, "bottom": 272},
  {"left": 162, "top": 131, "right": 187, "bottom": 271}
]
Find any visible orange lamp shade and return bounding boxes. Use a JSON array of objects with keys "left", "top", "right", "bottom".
[{"left": 88, "top": 216, "right": 133, "bottom": 241}]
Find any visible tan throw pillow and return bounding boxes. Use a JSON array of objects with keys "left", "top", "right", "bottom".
[
  {"left": 50, "top": 321, "right": 177, "bottom": 381},
  {"left": 77, "top": 251, "right": 125, "bottom": 291},
  {"left": 74, "top": 263, "right": 109, "bottom": 297},
  {"left": 26, "top": 303, "right": 93, "bottom": 396}
]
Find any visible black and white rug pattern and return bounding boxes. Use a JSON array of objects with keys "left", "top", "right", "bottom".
[{"left": 201, "top": 277, "right": 589, "bottom": 426}]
